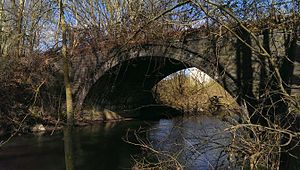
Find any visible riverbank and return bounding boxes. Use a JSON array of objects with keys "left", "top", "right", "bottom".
[
  {"left": 0, "top": 103, "right": 237, "bottom": 145},
  {"left": 0, "top": 106, "right": 174, "bottom": 140},
  {"left": 0, "top": 113, "right": 107, "bottom": 140}
]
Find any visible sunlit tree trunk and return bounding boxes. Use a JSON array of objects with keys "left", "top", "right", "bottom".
[
  {"left": 60, "top": 0, "right": 74, "bottom": 126},
  {"left": 70, "top": 0, "right": 78, "bottom": 49},
  {"left": 15, "top": 0, "right": 25, "bottom": 57},
  {"left": 28, "top": 1, "right": 36, "bottom": 54}
]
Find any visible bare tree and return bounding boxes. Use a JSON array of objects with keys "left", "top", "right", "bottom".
[{"left": 59, "top": 0, "right": 73, "bottom": 125}]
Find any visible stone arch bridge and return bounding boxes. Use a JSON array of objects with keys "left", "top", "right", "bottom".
[{"left": 67, "top": 30, "right": 300, "bottom": 118}]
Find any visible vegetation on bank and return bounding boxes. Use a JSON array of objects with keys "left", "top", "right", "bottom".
[
  {"left": 154, "top": 70, "right": 238, "bottom": 115},
  {"left": 0, "top": 55, "right": 59, "bottom": 136}
]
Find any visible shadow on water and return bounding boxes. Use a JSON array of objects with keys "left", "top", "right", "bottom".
[
  {"left": 0, "top": 120, "right": 154, "bottom": 170},
  {"left": 137, "top": 105, "right": 183, "bottom": 120}
]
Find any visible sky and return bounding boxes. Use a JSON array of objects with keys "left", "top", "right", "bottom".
[{"left": 164, "top": 67, "right": 212, "bottom": 83}]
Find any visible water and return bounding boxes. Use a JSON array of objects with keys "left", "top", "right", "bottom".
[{"left": 0, "top": 116, "right": 232, "bottom": 170}]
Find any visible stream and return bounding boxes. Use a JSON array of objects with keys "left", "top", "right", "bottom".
[{"left": 1, "top": 115, "right": 297, "bottom": 170}]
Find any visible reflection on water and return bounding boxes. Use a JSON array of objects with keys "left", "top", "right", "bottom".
[
  {"left": 0, "top": 116, "right": 236, "bottom": 170},
  {"left": 146, "top": 116, "right": 231, "bottom": 169},
  {"left": 64, "top": 127, "right": 74, "bottom": 170}
]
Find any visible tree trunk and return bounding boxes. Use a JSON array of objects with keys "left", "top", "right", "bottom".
[
  {"left": 0, "top": 0, "right": 4, "bottom": 58},
  {"left": 17, "top": 0, "right": 25, "bottom": 57},
  {"left": 60, "top": 0, "right": 74, "bottom": 126}
]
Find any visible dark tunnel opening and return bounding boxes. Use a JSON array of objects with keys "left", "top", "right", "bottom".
[{"left": 82, "top": 56, "right": 193, "bottom": 119}]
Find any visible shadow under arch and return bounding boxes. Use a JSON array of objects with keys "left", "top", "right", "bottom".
[{"left": 81, "top": 44, "right": 238, "bottom": 119}]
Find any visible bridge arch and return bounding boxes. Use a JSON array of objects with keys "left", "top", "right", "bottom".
[{"left": 77, "top": 44, "right": 238, "bottom": 117}]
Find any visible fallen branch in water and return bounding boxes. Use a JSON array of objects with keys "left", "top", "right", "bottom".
[{"left": 0, "top": 113, "right": 29, "bottom": 147}]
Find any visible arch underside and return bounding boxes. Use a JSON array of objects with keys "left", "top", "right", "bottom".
[
  {"left": 78, "top": 46, "right": 237, "bottom": 117},
  {"left": 82, "top": 53, "right": 238, "bottom": 118},
  {"left": 84, "top": 56, "right": 189, "bottom": 116}
]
